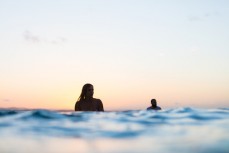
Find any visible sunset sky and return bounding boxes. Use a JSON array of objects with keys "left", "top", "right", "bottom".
[{"left": 1, "top": 0, "right": 229, "bottom": 110}]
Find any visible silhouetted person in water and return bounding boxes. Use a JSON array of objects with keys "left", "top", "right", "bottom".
[
  {"left": 147, "top": 99, "right": 161, "bottom": 110},
  {"left": 75, "top": 83, "right": 104, "bottom": 111}
]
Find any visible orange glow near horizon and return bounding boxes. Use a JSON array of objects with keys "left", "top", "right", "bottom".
[{"left": 1, "top": 80, "right": 229, "bottom": 110}]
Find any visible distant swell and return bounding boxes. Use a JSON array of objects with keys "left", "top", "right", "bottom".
[
  {"left": 0, "top": 110, "right": 19, "bottom": 116},
  {"left": 0, "top": 108, "right": 229, "bottom": 138}
]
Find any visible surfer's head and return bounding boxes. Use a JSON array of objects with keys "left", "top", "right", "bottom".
[
  {"left": 151, "top": 99, "right": 157, "bottom": 107},
  {"left": 78, "top": 83, "right": 94, "bottom": 101}
]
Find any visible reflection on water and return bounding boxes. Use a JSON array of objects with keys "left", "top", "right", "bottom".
[{"left": 0, "top": 108, "right": 229, "bottom": 153}]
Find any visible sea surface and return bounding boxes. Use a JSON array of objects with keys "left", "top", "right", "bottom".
[{"left": 0, "top": 107, "right": 229, "bottom": 153}]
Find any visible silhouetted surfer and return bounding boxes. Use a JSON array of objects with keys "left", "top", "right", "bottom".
[
  {"left": 147, "top": 99, "right": 161, "bottom": 110},
  {"left": 75, "top": 83, "right": 104, "bottom": 111}
]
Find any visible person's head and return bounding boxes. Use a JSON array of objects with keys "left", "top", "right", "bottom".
[
  {"left": 78, "top": 83, "right": 94, "bottom": 101},
  {"left": 151, "top": 99, "right": 157, "bottom": 107}
]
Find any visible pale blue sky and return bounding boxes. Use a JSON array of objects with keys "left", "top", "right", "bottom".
[{"left": 1, "top": 0, "right": 229, "bottom": 110}]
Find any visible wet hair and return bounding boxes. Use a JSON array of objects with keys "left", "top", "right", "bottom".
[
  {"left": 77, "top": 83, "right": 93, "bottom": 101},
  {"left": 151, "top": 99, "right": 157, "bottom": 105}
]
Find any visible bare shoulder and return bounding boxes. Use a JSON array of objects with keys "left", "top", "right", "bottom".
[
  {"left": 75, "top": 100, "right": 82, "bottom": 111},
  {"left": 93, "top": 98, "right": 102, "bottom": 103},
  {"left": 93, "top": 98, "right": 104, "bottom": 111},
  {"left": 76, "top": 100, "right": 82, "bottom": 104}
]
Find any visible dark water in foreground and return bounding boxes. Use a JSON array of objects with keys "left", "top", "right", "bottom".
[{"left": 0, "top": 107, "right": 229, "bottom": 153}]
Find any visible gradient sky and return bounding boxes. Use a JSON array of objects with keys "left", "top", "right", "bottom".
[{"left": 1, "top": 0, "right": 229, "bottom": 110}]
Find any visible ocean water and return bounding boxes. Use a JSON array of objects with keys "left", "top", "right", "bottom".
[{"left": 0, "top": 108, "right": 229, "bottom": 153}]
